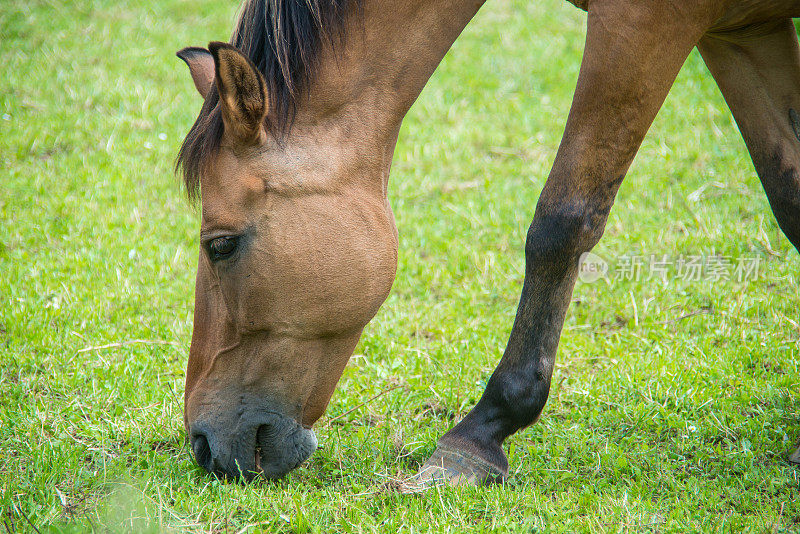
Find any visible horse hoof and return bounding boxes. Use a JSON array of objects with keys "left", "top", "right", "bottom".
[
  {"left": 399, "top": 444, "right": 506, "bottom": 493},
  {"left": 790, "top": 446, "right": 800, "bottom": 465}
]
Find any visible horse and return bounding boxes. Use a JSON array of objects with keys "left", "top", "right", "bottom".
[{"left": 175, "top": 0, "right": 800, "bottom": 486}]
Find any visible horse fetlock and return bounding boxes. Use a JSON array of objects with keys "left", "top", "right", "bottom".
[{"left": 490, "top": 374, "right": 551, "bottom": 433}]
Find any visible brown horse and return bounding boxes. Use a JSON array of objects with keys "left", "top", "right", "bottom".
[{"left": 175, "top": 0, "right": 800, "bottom": 485}]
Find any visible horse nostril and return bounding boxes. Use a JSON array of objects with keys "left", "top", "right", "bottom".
[
  {"left": 255, "top": 424, "right": 273, "bottom": 475},
  {"left": 256, "top": 423, "right": 273, "bottom": 444},
  {"left": 192, "top": 434, "right": 212, "bottom": 471}
]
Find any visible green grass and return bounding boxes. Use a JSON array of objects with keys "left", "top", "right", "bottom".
[{"left": 1, "top": 0, "right": 799, "bottom": 531}]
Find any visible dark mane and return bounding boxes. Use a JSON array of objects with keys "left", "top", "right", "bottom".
[{"left": 176, "top": 0, "right": 355, "bottom": 201}]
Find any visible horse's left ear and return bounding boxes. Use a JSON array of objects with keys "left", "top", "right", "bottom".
[
  {"left": 176, "top": 47, "right": 215, "bottom": 99},
  {"left": 208, "top": 41, "right": 268, "bottom": 145}
]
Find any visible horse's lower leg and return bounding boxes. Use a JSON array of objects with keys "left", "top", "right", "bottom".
[
  {"left": 699, "top": 20, "right": 800, "bottom": 465},
  {"left": 406, "top": 0, "right": 723, "bottom": 488}
]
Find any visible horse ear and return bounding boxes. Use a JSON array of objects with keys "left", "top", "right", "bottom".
[
  {"left": 176, "top": 47, "right": 215, "bottom": 99},
  {"left": 208, "top": 41, "right": 268, "bottom": 145}
]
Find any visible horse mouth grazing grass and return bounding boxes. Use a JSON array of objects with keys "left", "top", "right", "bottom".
[{"left": 190, "top": 409, "right": 319, "bottom": 480}]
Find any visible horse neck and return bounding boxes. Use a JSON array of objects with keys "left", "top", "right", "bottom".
[
  {"left": 353, "top": 0, "right": 487, "bottom": 117},
  {"left": 292, "top": 0, "right": 487, "bottom": 189}
]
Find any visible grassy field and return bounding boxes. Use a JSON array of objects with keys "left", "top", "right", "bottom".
[{"left": 2, "top": 0, "right": 799, "bottom": 531}]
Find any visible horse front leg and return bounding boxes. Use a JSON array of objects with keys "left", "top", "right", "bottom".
[{"left": 405, "top": 0, "right": 725, "bottom": 490}]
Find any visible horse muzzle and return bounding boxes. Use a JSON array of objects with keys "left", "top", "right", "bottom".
[{"left": 189, "top": 411, "right": 317, "bottom": 481}]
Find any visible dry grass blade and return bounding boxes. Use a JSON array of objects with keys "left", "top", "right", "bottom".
[
  {"left": 75, "top": 339, "right": 180, "bottom": 354},
  {"left": 324, "top": 384, "right": 406, "bottom": 426}
]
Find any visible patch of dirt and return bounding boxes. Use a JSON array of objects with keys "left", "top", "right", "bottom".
[
  {"left": 415, "top": 398, "right": 456, "bottom": 421},
  {"left": 600, "top": 315, "right": 629, "bottom": 330}
]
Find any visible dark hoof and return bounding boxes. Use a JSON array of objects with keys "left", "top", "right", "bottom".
[{"left": 399, "top": 444, "right": 507, "bottom": 493}]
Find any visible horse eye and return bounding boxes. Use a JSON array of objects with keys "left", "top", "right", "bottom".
[{"left": 208, "top": 236, "right": 239, "bottom": 261}]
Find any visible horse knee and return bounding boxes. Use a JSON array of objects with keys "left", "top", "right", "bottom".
[
  {"left": 758, "top": 151, "right": 800, "bottom": 250},
  {"left": 525, "top": 199, "right": 610, "bottom": 266}
]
